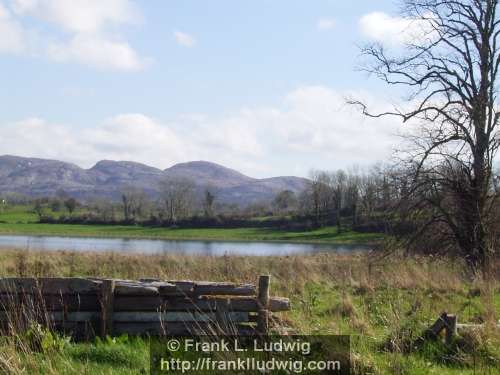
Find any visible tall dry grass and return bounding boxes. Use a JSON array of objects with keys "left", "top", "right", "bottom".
[
  {"left": 1, "top": 249, "right": 497, "bottom": 295},
  {"left": 0, "top": 249, "right": 498, "bottom": 374}
]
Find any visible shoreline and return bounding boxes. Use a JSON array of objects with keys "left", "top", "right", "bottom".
[{"left": 0, "top": 223, "right": 384, "bottom": 246}]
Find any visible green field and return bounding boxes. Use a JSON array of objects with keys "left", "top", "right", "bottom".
[
  {"left": 0, "top": 205, "right": 382, "bottom": 244},
  {"left": 0, "top": 251, "right": 497, "bottom": 374},
  {"left": 5, "top": 206, "right": 496, "bottom": 374}
]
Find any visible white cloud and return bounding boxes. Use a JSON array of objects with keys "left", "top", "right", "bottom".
[
  {"left": 0, "top": 0, "right": 147, "bottom": 71},
  {"left": 47, "top": 34, "right": 149, "bottom": 71},
  {"left": 359, "top": 11, "right": 434, "bottom": 46},
  {"left": 0, "top": 115, "right": 189, "bottom": 169},
  {"left": 317, "top": 18, "right": 336, "bottom": 31},
  {"left": 0, "top": 86, "right": 403, "bottom": 177},
  {"left": 174, "top": 31, "right": 196, "bottom": 47},
  {"left": 11, "top": 0, "right": 139, "bottom": 33},
  {"left": 0, "top": 3, "right": 26, "bottom": 53},
  {"left": 84, "top": 114, "right": 189, "bottom": 163}
]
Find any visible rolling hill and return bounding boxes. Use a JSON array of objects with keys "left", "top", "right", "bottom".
[{"left": 0, "top": 155, "right": 308, "bottom": 206}]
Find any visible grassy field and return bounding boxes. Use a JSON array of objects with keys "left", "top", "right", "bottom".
[
  {"left": 0, "top": 205, "right": 382, "bottom": 244},
  {"left": 0, "top": 250, "right": 498, "bottom": 374}
]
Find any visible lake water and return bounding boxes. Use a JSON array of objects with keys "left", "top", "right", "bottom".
[{"left": 0, "top": 235, "right": 373, "bottom": 256}]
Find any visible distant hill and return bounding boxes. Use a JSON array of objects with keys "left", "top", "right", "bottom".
[{"left": 0, "top": 155, "right": 309, "bottom": 206}]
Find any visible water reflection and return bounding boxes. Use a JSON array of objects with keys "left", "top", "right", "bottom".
[{"left": 0, "top": 235, "right": 372, "bottom": 256}]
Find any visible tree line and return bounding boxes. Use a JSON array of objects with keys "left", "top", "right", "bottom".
[{"left": 3, "top": 164, "right": 398, "bottom": 233}]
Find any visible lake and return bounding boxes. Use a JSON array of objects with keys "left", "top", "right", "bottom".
[{"left": 0, "top": 235, "right": 373, "bottom": 256}]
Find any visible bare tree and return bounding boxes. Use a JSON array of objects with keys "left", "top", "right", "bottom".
[
  {"left": 345, "top": 170, "right": 361, "bottom": 226},
  {"left": 307, "top": 170, "right": 333, "bottom": 227},
  {"left": 330, "top": 170, "right": 347, "bottom": 232},
  {"left": 92, "top": 198, "right": 117, "bottom": 221},
  {"left": 121, "top": 188, "right": 148, "bottom": 222},
  {"left": 33, "top": 199, "right": 45, "bottom": 221},
  {"left": 273, "top": 190, "right": 298, "bottom": 214},
  {"left": 159, "top": 178, "right": 195, "bottom": 223},
  {"left": 203, "top": 188, "right": 216, "bottom": 218},
  {"left": 64, "top": 198, "right": 77, "bottom": 216},
  {"left": 351, "top": 0, "right": 500, "bottom": 273},
  {"left": 359, "top": 167, "right": 382, "bottom": 220}
]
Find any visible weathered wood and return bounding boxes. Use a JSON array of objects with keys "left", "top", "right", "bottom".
[
  {"left": 257, "top": 275, "right": 270, "bottom": 334},
  {"left": 413, "top": 313, "right": 460, "bottom": 349},
  {"left": 113, "top": 311, "right": 249, "bottom": 323},
  {"left": 114, "top": 282, "right": 159, "bottom": 296},
  {"left": 55, "top": 312, "right": 99, "bottom": 321},
  {"left": 194, "top": 282, "right": 256, "bottom": 296},
  {"left": 0, "top": 311, "right": 98, "bottom": 322},
  {"left": 114, "top": 296, "right": 165, "bottom": 311},
  {"left": 151, "top": 282, "right": 179, "bottom": 295},
  {"left": 0, "top": 278, "right": 102, "bottom": 295},
  {"left": 0, "top": 277, "right": 290, "bottom": 337},
  {"left": 165, "top": 281, "right": 195, "bottom": 294},
  {"left": 0, "top": 311, "right": 249, "bottom": 323},
  {"left": 113, "top": 322, "right": 256, "bottom": 336},
  {"left": 444, "top": 314, "right": 457, "bottom": 345},
  {"left": 456, "top": 323, "right": 500, "bottom": 330},
  {"left": 112, "top": 296, "right": 290, "bottom": 313},
  {"left": 100, "top": 279, "right": 115, "bottom": 338},
  {"left": 0, "top": 294, "right": 100, "bottom": 312},
  {"left": 46, "top": 294, "right": 99, "bottom": 311},
  {"left": 101, "top": 295, "right": 289, "bottom": 313},
  {"left": 425, "top": 312, "right": 447, "bottom": 338},
  {"left": 215, "top": 298, "right": 230, "bottom": 333},
  {"left": 229, "top": 297, "right": 290, "bottom": 312}
]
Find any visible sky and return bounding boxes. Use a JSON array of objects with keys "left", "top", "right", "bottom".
[{"left": 0, "top": 0, "right": 418, "bottom": 178}]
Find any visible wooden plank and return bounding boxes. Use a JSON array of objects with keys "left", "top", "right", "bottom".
[
  {"left": 115, "top": 296, "right": 217, "bottom": 312},
  {"left": 114, "top": 296, "right": 165, "bottom": 311},
  {"left": 113, "top": 311, "right": 249, "bottom": 323},
  {"left": 100, "top": 279, "right": 115, "bottom": 338},
  {"left": 0, "top": 278, "right": 102, "bottom": 295},
  {"left": 229, "top": 297, "right": 290, "bottom": 312},
  {"left": 113, "top": 322, "right": 196, "bottom": 336},
  {"left": 0, "top": 294, "right": 99, "bottom": 312},
  {"left": 426, "top": 313, "right": 447, "bottom": 338},
  {"left": 114, "top": 311, "right": 195, "bottom": 323},
  {"left": 45, "top": 294, "right": 99, "bottom": 311},
  {"left": 113, "top": 322, "right": 256, "bottom": 336},
  {"left": 164, "top": 281, "right": 195, "bottom": 294},
  {"left": 96, "top": 296, "right": 290, "bottom": 313},
  {"left": 150, "top": 282, "right": 178, "bottom": 295},
  {"left": 456, "top": 323, "right": 500, "bottom": 329},
  {"left": 51, "top": 312, "right": 99, "bottom": 321},
  {"left": 0, "top": 311, "right": 249, "bottom": 323},
  {"left": 444, "top": 314, "right": 457, "bottom": 345},
  {"left": 0, "top": 295, "right": 290, "bottom": 314},
  {"left": 193, "top": 282, "right": 256, "bottom": 296},
  {"left": 215, "top": 298, "right": 230, "bottom": 334},
  {"left": 257, "top": 275, "right": 270, "bottom": 334},
  {"left": 114, "top": 282, "right": 159, "bottom": 296}
]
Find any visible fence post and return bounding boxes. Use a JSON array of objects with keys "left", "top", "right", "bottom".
[
  {"left": 215, "top": 298, "right": 231, "bottom": 335},
  {"left": 257, "top": 275, "right": 270, "bottom": 335},
  {"left": 444, "top": 314, "right": 457, "bottom": 345},
  {"left": 100, "top": 279, "right": 115, "bottom": 338}
]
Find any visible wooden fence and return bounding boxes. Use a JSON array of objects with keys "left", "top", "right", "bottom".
[
  {"left": 0, "top": 276, "right": 290, "bottom": 338},
  {"left": 416, "top": 312, "right": 500, "bottom": 347}
]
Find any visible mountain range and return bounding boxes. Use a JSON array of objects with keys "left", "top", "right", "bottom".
[{"left": 0, "top": 155, "right": 308, "bottom": 206}]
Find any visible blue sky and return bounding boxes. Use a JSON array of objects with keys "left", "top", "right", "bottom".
[{"left": 0, "top": 0, "right": 411, "bottom": 177}]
